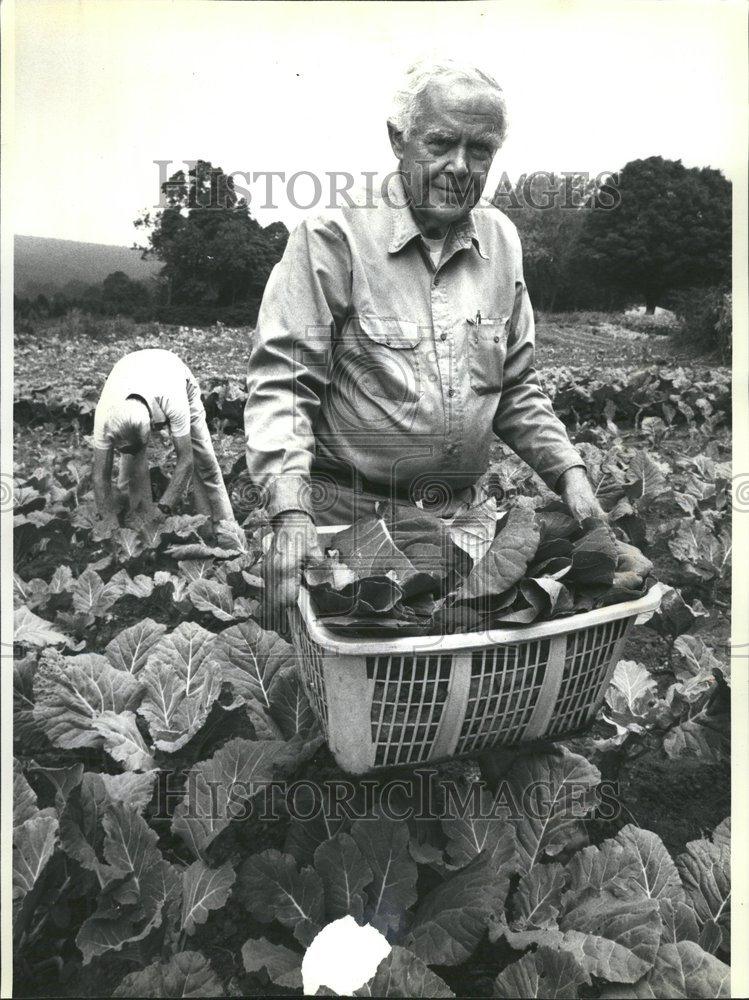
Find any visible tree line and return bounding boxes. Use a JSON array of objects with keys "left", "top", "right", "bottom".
[{"left": 16, "top": 156, "right": 731, "bottom": 342}]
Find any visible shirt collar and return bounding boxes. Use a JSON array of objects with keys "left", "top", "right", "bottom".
[{"left": 386, "top": 171, "right": 489, "bottom": 260}]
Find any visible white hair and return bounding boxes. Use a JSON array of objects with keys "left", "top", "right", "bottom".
[
  {"left": 105, "top": 397, "right": 151, "bottom": 450},
  {"left": 389, "top": 57, "right": 509, "bottom": 144}
]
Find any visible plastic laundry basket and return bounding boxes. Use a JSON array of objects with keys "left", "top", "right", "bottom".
[{"left": 289, "top": 526, "right": 662, "bottom": 774}]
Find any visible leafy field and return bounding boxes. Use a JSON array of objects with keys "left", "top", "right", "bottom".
[{"left": 12, "top": 320, "right": 732, "bottom": 997}]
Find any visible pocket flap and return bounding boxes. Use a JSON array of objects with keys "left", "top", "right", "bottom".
[{"left": 358, "top": 315, "right": 421, "bottom": 349}]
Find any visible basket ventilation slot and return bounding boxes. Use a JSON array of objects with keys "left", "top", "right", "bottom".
[
  {"left": 545, "top": 619, "right": 629, "bottom": 735},
  {"left": 455, "top": 639, "right": 550, "bottom": 754},
  {"left": 367, "top": 655, "right": 452, "bottom": 767}
]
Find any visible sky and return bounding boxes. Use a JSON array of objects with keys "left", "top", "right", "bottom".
[{"left": 11, "top": 0, "right": 747, "bottom": 247}]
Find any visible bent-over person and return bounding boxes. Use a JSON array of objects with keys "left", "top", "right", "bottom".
[{"left": 92, "top": 348, "right": 234, "bottom": 531}]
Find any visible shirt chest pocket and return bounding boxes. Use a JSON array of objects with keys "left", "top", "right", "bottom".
[
  {"left": 353, "top": 315, "right": 422, "bottom": 403},
  {"left": 467, "top": 318, "right": 510, "bottom": 395}
]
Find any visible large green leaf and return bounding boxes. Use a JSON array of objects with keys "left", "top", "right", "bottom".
[
  {"left": 98, "top": 771, "right": 158, "bottom": 814},
  {"left": 663, "top": 714, "right": 729, "bottom": 763},
  {"left": 33, "top": 652, "right": 143, "bottom": 750},
  {"left": 267, "top": 665, "right": 320, "bottom": 741},
  {"left": 599, "top": 940, "right": 730, "bottom": 999},
  {"left": 332, "top": 517, "right": 418, "bottom": 584},
  {"left": 181, "top": 860, "right": 236, "bottom": 934},
  {"left": 314, "top": 832, "right": 373, "bottom": 922},
  {"left": 236, "top": 849, "right": 324, "bottom": 946},
  {"left": 138, "top": 623, "right": 222, "bottom": 752},
  {"left": 187, "top": 578, "right": 238, "bottom": 621},
  {"left": 59, "top": 773, "right": 126, "bottom": 886},
  {"left": 213, "top": 619, "right": 294, "bottom": 710},
  {"left": 352, "top": 813, "right": 418, "bottom": 934},
  {"left": 242, "top": 937, "right": 303, "bottom": 988},
  {"left": 172, "top": 737, "right": 295, "bottom": 857},
  {"left": 614, "top": 826, "right": 686, "bottom": 903},
  {"left": 604, "top": 661, "right": 658, "bottom": 719},
  {"left": 92, "top": 710, "right": 155, "bottom": 772},
  {"left": 494, "top": 945, "right": 589, "bottom": 999},
  {"left": 113, "top": 950, "right": 225, "bottom": 997},
  {"left": 14, "top": 654, "right": 42, "bottom": 749},
  {"left": 14, "top": 760, "right": 39, "bottom": 827},
  {"left": 442, "top": 781, "right": 517, "bottom": 879},
  {"left": 511, "top": 863, "right": 567, "bottom": 931},
  {"left": 76, "top": 805, "right": 180, "bottom": 964},
  {"left": 677, "top": 838, "right": 730, "bottom": 951},
  {"left": 712, "top": 817, "right": 730, "bottom": 851},
  {"left": 405, "top": 853, "right": 508, "bottom": 966},
  {"left": 355, "top": 946, "right": 454, "bottom": 998},
  {"left": 14, "top": 605, "right": 70, "bottom": 648},
  {"left": 106, "top": 569, "right": 155, "bottom": 601},
  {"left": 284, "top": 794, "right": 348, "bottom": 866},
  {"left": 507, "top": 749, "right": 601, "bottom": 874},
  {"left": 455, "top": 507, "right": 540, "bottom": 601},
  {"left": 71, "top": 567, "right": 117, "bottom": 616},
  {"left": 568, "top": 526, "right": 618, "bottom": 586},
  {"left": 447, "top": 500, "right": 499, "bottom": 565},
  {"left": 13, "top": 795, "right": 59, "bottom": 901},
  {"left": 101, "top": 801, "right": 162, "bottom": 901},
  {"left": 560, "top": 839, "right": 642, "bottom": 915},
  {"left": 503, "top": 900, "right": 662, "bottom": 985},
  {"left": 383, "top": 503, "right": 456, "bottom": 580},
  {"left": 105, "top": 619, "right": 167, "bottom": 675}
]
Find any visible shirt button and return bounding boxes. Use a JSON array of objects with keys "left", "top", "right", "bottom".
[
  {"left": 447, "top": 389, "right": 455, "bottom": 398},
  {"left": 433, "top": 276, "right": 440, "bottom": 286},
  {"left": 440, "top": 333, "right": 447, "bottom": 341},
  {"left": 494, "top": 336, "right": 500, "bottom": 343}
]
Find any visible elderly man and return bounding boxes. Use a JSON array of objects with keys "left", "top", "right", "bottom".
[{"left": 245, "top": 58, "right": 604, "bottom": 630}]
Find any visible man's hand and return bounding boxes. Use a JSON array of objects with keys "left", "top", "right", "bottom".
[
  {"left": 263, "top": 511, "right": 324, "bottom": 638},
  {"left": 558, "top": 466, "right": 607, "bottom": 525}
]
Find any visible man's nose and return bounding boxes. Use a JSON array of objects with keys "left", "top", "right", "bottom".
[{"left": 448, "top": 147, "right": 470, "bottom": 177}]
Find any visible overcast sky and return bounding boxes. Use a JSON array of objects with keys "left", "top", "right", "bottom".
[{"left": 12, "top": 0, "right": 746, "bottom": 247}]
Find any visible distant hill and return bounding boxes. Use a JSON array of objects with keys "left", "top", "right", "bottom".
[{"left": 14, "top": 235, "right": 162, "bottom": 296}]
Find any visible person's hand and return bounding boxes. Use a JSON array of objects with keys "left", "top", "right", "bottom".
[
  {"left": 263, "top": 511, "right": 323, "bottom": 638},
  {"left": 558, "top": 467, "right": 607, "bottom": 525},
  {"left": 96, "top": 509, "right": 120, "bottom": 537}
]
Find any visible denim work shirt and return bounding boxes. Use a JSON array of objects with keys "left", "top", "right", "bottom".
[{"left": 244, "top": 180, "right": 584, "bottom": 521}]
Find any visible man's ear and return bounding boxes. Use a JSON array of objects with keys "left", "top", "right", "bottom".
[{"left": 387, "top": 120, "right": 405, "bottom": 159}]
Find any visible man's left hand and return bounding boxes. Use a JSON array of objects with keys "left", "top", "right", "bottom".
[{"left": 558, "top": 466, "right": 607, "bottom": 525}]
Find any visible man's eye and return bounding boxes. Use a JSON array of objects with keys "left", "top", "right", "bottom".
[{"left": 469, "top": 145, "right": 493, "bottom": 159}]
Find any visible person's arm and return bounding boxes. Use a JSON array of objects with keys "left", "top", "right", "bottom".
[
  {"left": 245, "top": 216, "right": 351, "bottom": 519},
  {"left": 92, "top": 446, "right": 118, "bottom": 520},
  {"left": 158, "top": 433, "right": 193, "bottom": 512},
  {"left": 492, "top": 248, "right": 605, "bottom": 522},
  {"left": 245, "top": 216, "right": 350, "bottom": 633}
]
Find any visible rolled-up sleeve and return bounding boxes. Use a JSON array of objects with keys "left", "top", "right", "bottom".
[
  {"left": 493, "top": 261, "right": 585, "bottom": 491},
  {"left": 244, "top": 217, "right": 351, "bottom": 519}
]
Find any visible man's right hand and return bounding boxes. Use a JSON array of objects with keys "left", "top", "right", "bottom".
[{"left": 263, "top": 511, "right": 323, "bottom": 638}]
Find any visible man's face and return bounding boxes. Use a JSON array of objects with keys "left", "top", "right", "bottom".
[{"left": 389, "top": 76, "right": 503, "bottom": 237}]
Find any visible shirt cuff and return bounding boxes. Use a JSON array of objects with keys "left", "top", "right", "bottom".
[
  {"left": 534, "top": 452, "right": 588, "bottom": 494},
  {"left": 264, "top": 474, "right": 315, "bottom": 520}
]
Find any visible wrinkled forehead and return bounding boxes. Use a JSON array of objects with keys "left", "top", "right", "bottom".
[{"left": 412, "top": 75, "right": 504, "bottom": 137}]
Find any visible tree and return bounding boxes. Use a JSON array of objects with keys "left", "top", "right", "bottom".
[
  {"left": 101, "top": 271, "right": 152, "bottom": 317},
  {"left": 134, "top": 161, "right": 289, "bottom": 323},
  {"left": 502, "top": 174, "right": 590, "bottom": 311},
  {"left": 575, "top": 157, "right": 731, "bottom": 313}
]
